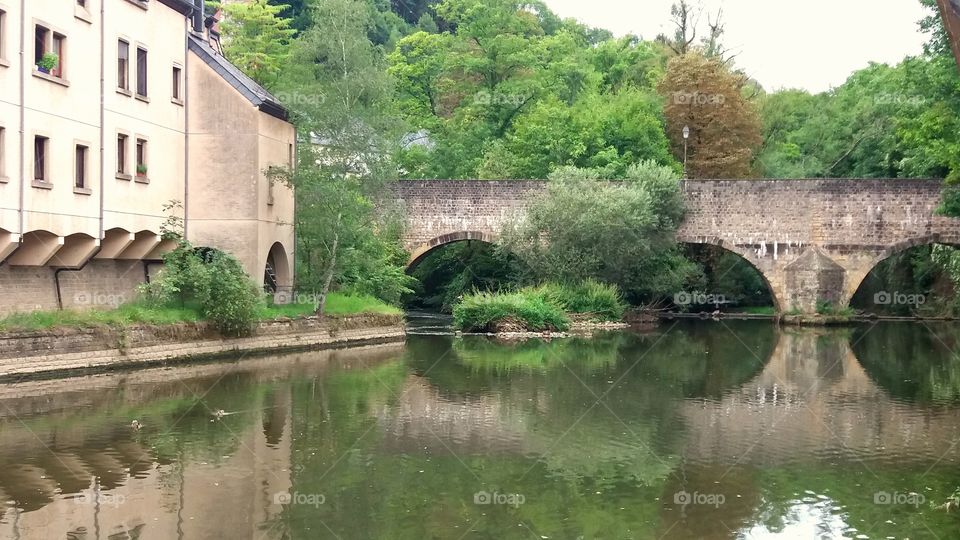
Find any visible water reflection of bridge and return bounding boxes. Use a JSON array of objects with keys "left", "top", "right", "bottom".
[
  {"left": 0, "top": 344, "right": 402, "bottom": 540},
  {"left": 378, "top": 331, "right": 960, "bottom": 467},
  {"left": 681, "top": 328, "right": 960, "bottom": 466}
]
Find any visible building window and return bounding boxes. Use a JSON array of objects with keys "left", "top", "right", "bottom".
[
  {"left": 136, "top": 138, "right": 147, "bottom": 177},
  {"left": 34, "top": 136, "right": 48, "bottom": 182},
  {"left": 117, "top": 134, "right": 128, "bottom": 175},
  {"left": 75, "top": 144, "right": 88, "bottom": 188},
  {"left": 0, "top": 127, "right": 5, "bottom": 177},
  {"left": 33, "top": 25, "right": 65, "bottom": 78},
  {"left": 118, "top": 40, "right": 129, "bottom": 90},
  {"left": 172, "top": 65, "right": 181, "bottom": 101},
  {"left": 52, "top": 33, "right": 65, "bottom": 77},
  {"left": 136, "top": 47, "right": 147, "bottom": 97},
  {"left": 75, "top": 0, "right": 92, "bottom": 23},
  {"left": 0, "top": 10, "right": 7, "bottom": 61},
  {"left": 34, "top": 25, "right": 48, "bottom": 65}
]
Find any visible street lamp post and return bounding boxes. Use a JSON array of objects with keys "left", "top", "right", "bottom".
[{"left": 682, "top": 125, "right": 690, "bottom": 179}]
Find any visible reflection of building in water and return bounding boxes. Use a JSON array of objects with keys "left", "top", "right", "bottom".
[
  {"left": 0, "top": 344, "right": 403, "bottom": 539},
  {"left": 0, "top": 396, "right": 292, "bottom": 539},
  {"left": 679, "top": 330, "right": 960, "bottom": 466}
]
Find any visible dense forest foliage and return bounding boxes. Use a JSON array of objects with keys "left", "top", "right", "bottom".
[{"left": 217, "top": 0, "right": 960, "bottom": 315}]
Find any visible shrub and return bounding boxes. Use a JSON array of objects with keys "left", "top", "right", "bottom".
[
  {"left": 197, "top": 252, "right": 263, "bottom": 336},
  {"left": 139, "top": 241, "right": 264, "bottom": 336},
  {"left": 453, "top": 290, "right": 569, "bottom": 332}
]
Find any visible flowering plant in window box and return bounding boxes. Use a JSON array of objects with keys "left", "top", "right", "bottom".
[
  {"left": 37, "top": 53, "right": 58, "bottom": 74},
  {"left": 136, "top": 164, "right": 148, "bottom": 177}
]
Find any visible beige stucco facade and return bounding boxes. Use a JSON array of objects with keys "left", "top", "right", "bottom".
[{"left": 0, "top": 0, "right": 295, "bottom": 314}]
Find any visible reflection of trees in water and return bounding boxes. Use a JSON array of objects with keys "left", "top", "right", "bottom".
[
  {"left": 452, "top": 333, "right": 627, "bottom": 374},
  {"left": 286, "top": 335, "right": 678, "bottom": 538},
  {"left": 851, "top": 322, "right": 960, "bottom": 402},
  {"left": 283, "top": 328, "right": 778, "bottom": 538},
  {"left": 392, "top": 327, "right": 776, "bottom": 491},
  {"left": 288, "top": 359, "right": 407, "bottom": 461},
  {"left": 406, "top": 323, "right": 774, "bottom": 401}
]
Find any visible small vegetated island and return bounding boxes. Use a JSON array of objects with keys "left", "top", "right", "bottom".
[{"left": 452, "top": 280, "right": 627, "bottom": 334}]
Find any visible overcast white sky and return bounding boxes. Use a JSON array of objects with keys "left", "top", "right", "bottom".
[{"left": 541, "top": 0, "right": 930, "bottom": 93}]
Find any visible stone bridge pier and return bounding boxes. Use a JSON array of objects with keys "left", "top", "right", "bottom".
[{"left": 389, "top": 179, "right": 960, "bottom": 314}]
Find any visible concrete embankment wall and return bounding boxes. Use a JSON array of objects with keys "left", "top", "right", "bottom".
[{"left": 0, "top": 314, "right": 405, "bottom": 379}]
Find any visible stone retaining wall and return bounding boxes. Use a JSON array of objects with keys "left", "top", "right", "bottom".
[{"left": 0, "top": 314, "right": 405, "bottom": 379}]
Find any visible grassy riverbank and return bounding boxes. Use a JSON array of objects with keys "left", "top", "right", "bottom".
[
  {"left": 453, "top": 281, "right": 626, "bottom": 333},
  {"left": 0, "top": 292, "right": 400, "bottom": 333}
]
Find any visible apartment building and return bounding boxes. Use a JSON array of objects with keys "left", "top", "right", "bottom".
[{"left": 0, "top": 0, "right": 295, "bottom": 314}]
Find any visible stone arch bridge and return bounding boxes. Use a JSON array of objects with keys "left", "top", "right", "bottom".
[{"left": 388, "top": 179, "right": 960, "bottom": 313}]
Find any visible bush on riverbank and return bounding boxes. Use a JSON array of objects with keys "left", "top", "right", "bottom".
[
  {"left": 452, "top": 281, "right": 626, "bottom": 332},
  {"left": 453, "top": 290, "right": 570, "bottom": 333},
  {"left": 138, "top": 242, "right": 263, "bottom": 336}
]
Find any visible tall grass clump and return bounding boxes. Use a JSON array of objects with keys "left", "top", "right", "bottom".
[
  {"left": 528, "top": 280, "right": 626, "bottom": 321},
  {"left": 453, "top": 290, "right": 569, "bottom": 332}
]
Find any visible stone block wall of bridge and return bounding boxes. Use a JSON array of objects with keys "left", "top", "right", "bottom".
[{"left": 389, "top": 179, "right": 960, "bottom": 313}]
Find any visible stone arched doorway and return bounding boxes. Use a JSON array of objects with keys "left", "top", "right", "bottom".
[{"left": 264, "top": 242, "right": 292, "bottom": 295}]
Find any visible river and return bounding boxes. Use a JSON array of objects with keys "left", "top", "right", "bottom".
[{"left": 0, "top": 317, "right": 957, "bottom": 539}]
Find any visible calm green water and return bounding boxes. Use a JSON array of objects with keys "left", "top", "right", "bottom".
[{"left": 0, "top": 319, "right": 959, "bottom": 539}]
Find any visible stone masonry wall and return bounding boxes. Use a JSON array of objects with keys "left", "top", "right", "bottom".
[{"left": 0, "top": 260, "right": 150, "bottom": 315}]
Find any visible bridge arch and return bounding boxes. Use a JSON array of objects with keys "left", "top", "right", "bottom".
[
  {"left": 678, "top": 236, "right": 785, "bottom": 312},
  {"left": 407, "top": 231, "right": 498, "bottom": 270},
  {"left": 845, "top": 234, "right": 960, "bottom": 308}
]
